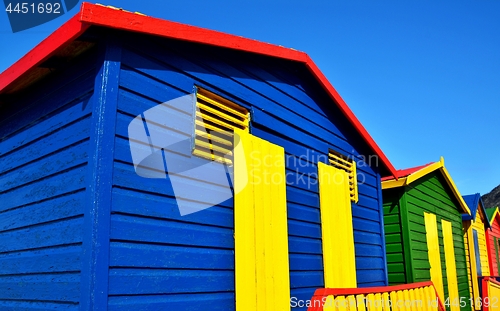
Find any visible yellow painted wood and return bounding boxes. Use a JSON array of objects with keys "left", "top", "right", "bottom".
[
  {"left": 424, "top": 212, "right": 445, "bottom": 302},
  {"left": 381, "top": 158, "right": 471, "bottom": 215},
  {"left": 472, "top": 208, "right": 490, "bottom": 276},
  {"left": 463, "top": 223, "right": 473, "bottom": 309},
  {"left": 414, "top": 288, "right": 423, "bottom": 311},
  {"left": 337, "top": 296, "right": 348, "bottom": 311},
  {"left": 442, "top": 220, "right": 460, "bottom": 311},
  {"left": 390, "top": 291, "right": 399, "bottom": 311},
  {"left": 318, "top": 161, "right": 357, "bottom": 287},
  {"left": 419, "top": 287, "right": 429, "bottom": 311},
  {"left": 464, "top": 221, "right": 481, "bottom": 310},
  {"left": 488, "top": 280, "right": 500, "bottom": 311},
  {"left": 425, "top": 286, "right": 438, "bottom": 311},
  {"left": 403, "top": 290, "right": 411, "bottom": 311},
  {"left": 328, "top": 152, "right": 358, "bottom": 202},
  {"left": 348, "top": 295, "right": 358, "bottom": 311},
  {"left": 197, "top": 92, "right": 249, "bottom": 120},
  {"left": 324, "top": 295, "right": 335, "bottom": 311},
  {"left": 357, "top": 294, "right": 367, "bottom": 311},
  {"left": 196, "top": 104, "right": 248, "bottom": 129},
  {"left": 381, "top": 292, "right": 390, "bottom": 311},
  {"left": 366, "top": 294, "right": 375, "bottom": 311},
  {"left": 234, "top": 129, "right": 290, "bottom": 311}
]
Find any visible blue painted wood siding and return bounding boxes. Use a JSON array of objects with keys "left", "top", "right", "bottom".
[
  {"left": 110, "top": 34, "right": 387, "bottom": 310},
  {"left": 0, "top": 50, "right": 99, "bottom": 310}
]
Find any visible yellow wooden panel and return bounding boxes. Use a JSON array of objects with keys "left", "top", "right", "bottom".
[
  {"left": 234, "top": 129, "right": 290, "bottom": 311},
  {"left": 357, "top": 294, "right": 367, "bottom": 311},
  {"left": 442, "top": 220, "right": 460, "bottom": 311},
  {"left": 390, "top": 291, "right": 400, "bottom": 311},
  {"left": 381, "top": 292, "right": 390, "bottom": 311},
  {"left": 472, "top": 215, "right": 490, "bottom": 277},
  {"left": 424, "top": 212, "right": 445, "bottom": 302},
  {"left": 348, "top": 295, "right": 358, "bottom": 311},
  {"left": 488, "top": 280, "right": 500, "bottom": 311},
  {"left": 318, "top": 161, "right": 357, "bottom": 288},
  {"left": 465, "top": 222, "right": 481, "bottom": 310},
  {"left": 324, "top": 295, "right": 335, "bottom": 311},
  {"left": 424, "top": 286, "right": 438, "bottom": 311}
]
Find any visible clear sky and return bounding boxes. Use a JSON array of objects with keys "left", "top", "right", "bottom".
[{"left": 1, "top": 0, "right": 499, "bottom": 198}]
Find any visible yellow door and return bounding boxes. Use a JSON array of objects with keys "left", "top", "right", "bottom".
[
  {"left": 234, "top": 129, "right": 290, "bottom": 311},
  {"left": 442, "top": 220, "right": 460, "bottom": 311},
  {"left": 318, "top": 161, "right": 357, "bottom": 288},
  {"left": 424, "top": 212, "right": 445, "bottom": 302}
]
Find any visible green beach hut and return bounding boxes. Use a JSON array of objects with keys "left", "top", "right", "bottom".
[{"left": 382, "top": 158, "right": 471, "bottom": 311}]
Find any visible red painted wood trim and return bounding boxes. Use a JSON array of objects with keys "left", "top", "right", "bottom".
[
  {"left": 0, "top": 14, "right": 90, "bottom": 91},
  {"left": 313, "top": 281, "right": 433, "bottom": 296},
  {"left": 308, "top": 281, "right": 446, "bottom": 311},
  {"left": 303, "top": 56, "right": 397, "bottom": 177},
  {"left": 486, "top": 229, "right": 495, "bottom": 276},
  {"left": 482, "top": 278, "right": 490, "bottom": 311}
]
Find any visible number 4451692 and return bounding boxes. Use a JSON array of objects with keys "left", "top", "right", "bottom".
[{"left": 5, "top": 2, "right": 61, "bottom": 14}]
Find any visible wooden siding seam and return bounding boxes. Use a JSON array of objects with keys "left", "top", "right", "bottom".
[{"left": 81, "top": 37, "right": 122, "bottom": 311}]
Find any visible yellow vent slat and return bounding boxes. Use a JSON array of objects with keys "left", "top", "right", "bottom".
[
  {"left": 195, "top": 120, "right": 233, "bottom": 137},
  {"left": 194, "top": 139, "right": 233, "bottom": 156},
  {"left": 195, "top": 129, "right": 232, "bottom": 147},
  {"left": 193, "top": 88, "right": 249, "bottom": 165},
  {"left": 195, "top": 111, "right": 241, "bottom": 131},
  {"left": 197, "top": 93, "right": 249, "bottom": 120},
  {"left": 197, "top": 102, "right": 248, "bottom": 129},
  {"left": 424, "top": 212, "right": 445, "bottom": 302},
  {"left": 192, "top": 149, "right": 232, "bottom": 165},
  {"left": 329, "top": 153, "right": 353, "bottom": 166},
  {"left": 328, "top": 151, "right": 358, "bottom": 203}
]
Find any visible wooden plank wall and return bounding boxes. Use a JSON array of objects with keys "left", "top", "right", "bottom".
[
  {"left": 108, "top": 32, "right": 388, "bottom": 311},
  {"left": 0, "top": 48, "right": 99, "bottom": 310},
  {"left": 405, "top": 172, "right": 470, "bottom": 311}
]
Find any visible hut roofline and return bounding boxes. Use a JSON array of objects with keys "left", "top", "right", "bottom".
[
  {"left": 382, "top": 157, "right": 471, "bottom": 215},
  {"left": 0, "top": 2, "right": 397, "bottom": 178}
]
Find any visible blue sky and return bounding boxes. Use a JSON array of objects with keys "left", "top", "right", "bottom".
[{"left": 1, "top": 0, "right": 499, "bottom": 197}]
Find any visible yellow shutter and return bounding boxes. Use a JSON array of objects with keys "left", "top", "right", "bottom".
[
  {"left": 318, "top": 161, "right": 357, "bottom": 288},
  {"left": 465, "top": 223, "right": 481, "bottom": 310},
  {"left": 424, "top": 212, "right": 445, "bottom": 302},
  {"left": 328, "top": 151, "right": 358, "bottom": 203},
  {"left": 472, "top": 212, "right": 490, "bottom": 277},
  {"left": 234, "top": 128, "right": 290, "bottom": 311},
  {"left": 442, "top": 220, "right": 460, "bottom": 311},
  {"left": 194, "top": 87, "right": 250, "bottom": 165}
]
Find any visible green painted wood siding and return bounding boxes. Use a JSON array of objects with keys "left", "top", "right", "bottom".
[
  {"left": 405, "top": 172, "right": 470, "bottom": 311},
  {"left": 383, "top": 188, "right": 407, "bottom": 285}
]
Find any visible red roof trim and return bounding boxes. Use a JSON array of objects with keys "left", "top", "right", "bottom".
[
  {"left": 0, "top": 14, "right": 90, "bottom": 91},
  {"left": 0, "top": 2, "right": 397, "bottom": 178},
  {"left": 381, "top": 162, "right": 433, "bottom": 181},
  {"left": 79, "top": 3, "right": 310, "bottom": 63}
]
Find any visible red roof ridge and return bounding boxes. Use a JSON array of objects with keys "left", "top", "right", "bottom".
[{"left": 381, "top": 162, "right": 435, "bottom": 181}]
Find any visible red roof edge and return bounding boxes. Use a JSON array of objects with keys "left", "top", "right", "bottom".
[
  {"left": 0, "top": 2, "right": 397, "bottom": 178},
  {"left": 0, "top": 14, "right": 90, "bottom": 91},
  {"left": 79, "top": 3, "right": 310, "bottom": 63},
  {"left": 304, "top": 58, "right": 397, "bottom": 178},
  {"left": 381, "top": 162, "right": 434, "bottom": 181}
]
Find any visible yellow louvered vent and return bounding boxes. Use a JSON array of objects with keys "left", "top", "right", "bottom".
[
  {"left": 328, "top": 150, "right": 358, "bottom": 203},
  {"left": 193, "top": 88, "right": 250, "bottom": 165}
]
